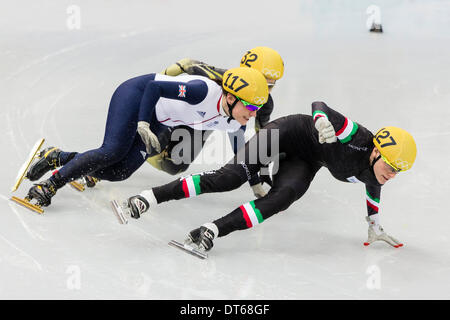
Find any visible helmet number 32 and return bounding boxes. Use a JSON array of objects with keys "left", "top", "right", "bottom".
[
  {"left": 375, "top": 129, "right": 397, "bottom": 148},
  {"left": 223, "top": 72, "right": 249, "bottom": 92},
  {"left": 241, "top": 51, "right": 258, "bottom": 67}
]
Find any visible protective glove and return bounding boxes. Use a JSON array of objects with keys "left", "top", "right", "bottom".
[
  {"left": 137, "top": 121, "right": 161, "bottom": 154},
  {"left": 251, "top": 183, "right": 267, "bottom": 199},
  {"left": 314, "top": 117, "right": 337, "bottom": 144},
  {"left": 364, "top": 215, "right": 403, "bottom": 248}
]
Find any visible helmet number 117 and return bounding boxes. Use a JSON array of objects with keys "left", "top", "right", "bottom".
[{"left": 223, "top": 73, "right": 249, "bottom": 92}]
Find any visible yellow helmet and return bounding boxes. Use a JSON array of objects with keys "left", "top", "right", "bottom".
[
  {"left": 240, "top": 46, "right": 284, "bottom": 80},
  {"left": 373, "top": 127, "right": 417, "bottom": 171},
  {"left": 222, "top": 67, "right": 269, "bottom": 106}
]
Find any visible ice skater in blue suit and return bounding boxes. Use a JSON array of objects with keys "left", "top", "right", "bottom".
[{"left": 23, "top": 67, "right": 268, "bottom": 209}]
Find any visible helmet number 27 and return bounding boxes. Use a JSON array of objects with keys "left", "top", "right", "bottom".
[
  {"left": 223, "top": 72, "right": 249, "bottom": 92},
  {"left": 375, "top": 129, "right": 397, "bottom": 148}
]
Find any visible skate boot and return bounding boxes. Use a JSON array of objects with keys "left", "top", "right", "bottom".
[
  {"left": 68, "top": 175, "right": 101, "bottom": 192},
  {"left": 168, "top": 223, "right": 218, "bottom": 259},
  {"left": 83, "top": 175, "right": 100, "bottom": 188},
  {"left": 26, "top": 147, "right": 62, "bottom": 181},
  {"left": 184, "top": 227, "right": 201, "bottom": 246},
  {"left": 127, "top": 195, "right": 150, "bottom": 219},
  {"left": 27, "top": 178, "right": 58, "bottom": 207},
  {"left": 185, "top": 223, "right": 218, "bottom": 252}
]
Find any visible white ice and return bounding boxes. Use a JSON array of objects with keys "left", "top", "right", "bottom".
[{"left": 1, "top": 0, "right": 450, "bottom": 299}]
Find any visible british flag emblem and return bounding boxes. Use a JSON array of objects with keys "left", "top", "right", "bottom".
[{"left": 178, "top": 85, "right": 186, "bottom": 97}]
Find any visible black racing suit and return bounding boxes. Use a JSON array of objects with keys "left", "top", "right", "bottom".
[{"left": 151, "top": 101, "right": 382, "bottom": 237}]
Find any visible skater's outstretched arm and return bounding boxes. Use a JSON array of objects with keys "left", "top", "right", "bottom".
[
  {"left": 364, "top": 184, "right": 403, "bottom": 248},
  {"left": 365, "top": 184, "right": 381, "bottom": 217}
]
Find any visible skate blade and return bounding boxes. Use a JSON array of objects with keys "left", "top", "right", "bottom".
[
  {"left": 110, "top": 200, "right": 128, "bottom": 224},
  {"left": 69, "top": 181, "right": 85, "bottom": 192},
  {"left": 11, "top": 138, "right": 45, "bottom": 192},
  {"left": 168, "top": 240, "right": 208, "bottom": 260},
  {"left": 10, "top": 196, "right": 44, "bottom": 214}
]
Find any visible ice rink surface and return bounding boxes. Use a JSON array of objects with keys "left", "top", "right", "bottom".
[{"left": 1, "top": 0, "right": 450, "bottom": 299}]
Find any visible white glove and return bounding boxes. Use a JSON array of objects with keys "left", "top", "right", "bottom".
[
  {"left": 251, "top": 183, "right": 267, "bottom": 199},
  {"left": 314, "top": 117, "right": 337, "bottom": 144},
  {"left": 137, "top": 121, "right": 161, "bottom": 154},
  {"left": 364, "top": 215, "right": 403, "bottom": 248}
]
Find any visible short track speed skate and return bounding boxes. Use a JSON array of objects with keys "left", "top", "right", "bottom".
[
  {"left": 69, "top": 176, "right": 100, "bottom": 192},
  {"left": 10, "top": 138, "right": 46, "bottom": 214},
  {"left": 10, "top": 195, "right": 44, "bottom": 214},
  {"left": 168, "top": 240, "right": 208, "bottom": 260},
  {"left": 11, "top": 178, "right": 58, "bottom": 214},
  {"left": 11, "top": 138, "right": 45, "bottom": 192},
  {"left": 110, "top": 199, "right": 130, "bottom": 224},
  {"left": 168, "top": 225, "right": 216, "bottom": 259}
]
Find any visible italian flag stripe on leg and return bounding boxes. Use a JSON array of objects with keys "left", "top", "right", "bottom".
[
  {"left": 240, "top": 201, "right": 264, "bottom": 228},
  {"left": 240, "top": 205, "right": 252, "bottom": 228},
  {"left": 313, "top": 110, "right": 328, "bottom": 121},
  {"left": 182, "top": 175, "right": 201, "bottom": 198},
  {"left": 336, "top": 117, "right": 358, "bottom": 143},
  {"left": 366, "top": 191, "right": 380, "bottom": 213}
]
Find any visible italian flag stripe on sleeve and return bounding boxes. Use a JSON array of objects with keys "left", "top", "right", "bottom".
[
  {"left": 336, "top": 117, "right": 358, "bottom": 143},
  {"left": 240, "top": 201, "right": 264, "bottom": 228},
  {"left": 366, "top": 191, "right": 380, "bottom": 213},
  {"left": 182, "top": 175, "right": 201, "bottom": 198},
  {"left": 312, "top": 110, "right": 328, "bottom": 121}
]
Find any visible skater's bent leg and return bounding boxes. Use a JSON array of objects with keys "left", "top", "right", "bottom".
[
  {"left": 50, "top": 81, "right": 145, "bottom": 187},
  {"left": 26, "top": 147, "right": 78, "bottom": 182},
  {"left": 150, "top": 162, "right": 251, "bottom": 204},
  {"left": 212, "top": 158, "right": 320, "bottom": 237},
  {"left": 59, "top": 151, "right": 78, "bottom": 165},
  {"left": 142, "top": 127, "right": 279, "bottom": 204},
  {"left": 55, "top": 142, "right": 132, "bottom": 186},
  {"left": 90, "top": 137, "right": 148, "bottom": 181}
]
